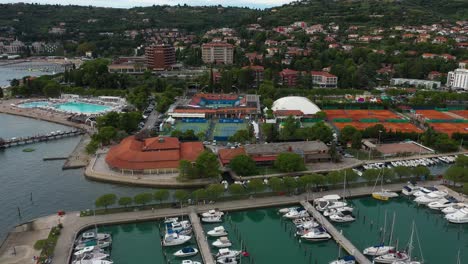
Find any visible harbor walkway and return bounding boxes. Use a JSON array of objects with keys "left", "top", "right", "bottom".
[
  {"left": 300, "top": 201, "right": 371, "bottom": 264},
  {"left": 0, "top": 181, "right": 439, "bottom": 264},
  {"left": 189, "top": 209, "right": 216, "bottom": 264}
]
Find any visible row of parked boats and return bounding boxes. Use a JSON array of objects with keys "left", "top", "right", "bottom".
[
  {"left": 402, "top": 183, "right": 468, "bottom": 223},
  {"left": 72, "top": 231, "right": 113, "bottom": 264},
  {"left": 362, "top": 155, "right": 457, "bottom": 171}
]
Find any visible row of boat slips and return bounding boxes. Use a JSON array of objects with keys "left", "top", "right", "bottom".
[
  {"left": 360, "top": 154, "right": 462, "bottom": 172},
  {"left": 72, "top": 231, "right": 113, "bottom": 264},
  {"left": 402, "top": 183, "right": 468, "bottom": 224}
]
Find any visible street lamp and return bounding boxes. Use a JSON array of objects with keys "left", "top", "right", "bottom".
[{"left": 378, "top": 130, "right": 383, "bottom": 145}]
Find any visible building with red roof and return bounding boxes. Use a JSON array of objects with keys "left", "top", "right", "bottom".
[
  {"left": 310, "top": 71, "right": 338, "bottom": 88},
  {"left": 106, "top": 136, "right": 204, "bottom": 173},
  {"left": 279, "top": 69, "right": 299, "bottom": 87}
]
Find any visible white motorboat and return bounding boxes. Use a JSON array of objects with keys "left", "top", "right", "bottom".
[
  {"left": 363, "top": 244, "right": 395, "bottom": 256},
  {"left": 296, "top": 220, "right": 320, "bottom": 236},
  {"left": 329, "top": 255, "right": 356, "bottom": 264},
  {"left": 315, "top": 195, "right": 348, "bottom": 211},
  {"left": 73, "top": 252, "right": 110, "bottom": 263},
  {"left": 201, "top": 209, "right": 224, "bottom": 218},
  {"left": 162, "top": 231, "right": 191, "bottom": 246},
  {"left": 301, "top": 226, "right": 332, "bottom": 241},
  {"left": 207, "top": 226, "right": 228, "bottom": 237},
  {"left": 74, "top": 246, "right": 101, "bottom": 257},
  {"left": 329, "top": 210, "right": 356, "bottom": 223},
  {"left": 182, "top": 260, "right": 202, "bottom": 264},
  {"left": 75, "top": 239, "right": 112, "bottom": 251},
  {"left": 73, "top": 260, "right": 114, "bottom": 264},
  {"left": 445, "top": 207, "right": 468, "bottom": 223},
  {"left": 293, "top": 217, "right": 315, "bottom": 226},
  {"left": 284, "top": 207, "right": 309, "bottom": 219},
  {"left": 212, "top": 237, "right": 232, "bottom": 248},
  {"left": 164, "top": 217, "right": 179, "bottom": 223},
  {"left": 215, "top": 248, "right": 241, "bottom": 259},
  {"left": 202, "top": 215, "right": 223, "bottom": 223},
  {"left": 427, "top": 197, "right": 458, "bottom": 210},
  {"left": 279, "top": 206, "right": 300, "bottom": 214},
  {"left": 166, "top": 220, "right": 192, "bottom": 233},
  {"left": 174, "top": 247, "right": 199, "bottom": 257},
  {"left": 324, "top": 206, "right": 354, "bottom": 217},
  {"left": 217, "top": 257, "right": 238, "bottom": 264},
  {"left": 442, "top": 203, "right": 468, "bottom": 214},
  {"left": 76, "top": 232, "right": 111, "bottom": 244},
  {"left": 414, "top": 191, "right": 447, "bottom": 204},
  {"left": 412, "top": 187, "right": 437, "bottom": 197},
  {"left": 374, "top": 251, "right": 409, "bottom": 263},
  {"left": 401, "top": 183, "right": 420, "bottom": 196}
]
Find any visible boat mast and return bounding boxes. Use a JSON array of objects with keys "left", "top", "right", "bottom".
[
  {"left": 389, "top": 212, "right": 396, "bottom": 246},
  {"left": 343, "top": 170, "right": 347, "bottom": 201},
  {"left": 407, "top": 221, "right": 415, "bottom": 260},
  {"left": 381, "top": 210, "right": 387, "bottom": 243}
]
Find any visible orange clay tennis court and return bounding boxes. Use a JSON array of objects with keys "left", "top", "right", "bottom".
[
  {"left": 324, "top": 110, "right": 400, "bottom": 121},
  {"left": 415, "top": 110, "right": 454, "bottom": 120},
  {"left": 450, "top": 110, "right": 468, "bottom": 119},
  {"left": 428, "top": 123, "right": 468, "bottom": 136},
  {"left": 333, "top": 122, "right": 423, "bottom": 133}
]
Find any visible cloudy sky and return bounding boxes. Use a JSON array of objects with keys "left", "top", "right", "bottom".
[{"left": 2, "top": 0, "right": 296, "bottom": 9}]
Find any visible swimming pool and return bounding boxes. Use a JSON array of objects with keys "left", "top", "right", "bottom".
[
  {"left": 17, "top": 101, "right": 50, "bottom": 108},
  {"left": 54, "top": 102, "right": 110, "bottom": 114}
]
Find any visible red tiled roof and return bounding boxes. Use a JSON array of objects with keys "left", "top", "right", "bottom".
[
  {"left": 274, "top": 110, "right": 304, "bottom": 116},
  {"left": 106, "top": 136, "right": 204, "bottom": 170},
  {"left": 218, "top": 147, "right": 246, "bottom": 165},
  {"left": 310, "top": 71, "right": 336, "bottom": 78},
  {"left": 202, "top": 42, "right": 233, "bottom": 48}
]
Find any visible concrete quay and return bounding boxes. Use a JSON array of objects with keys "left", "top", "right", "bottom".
[
  {"left": 189, "top": 209, "right": 216, "bottom": 264},
  {"left": 301, "top": 201, "right": 371, "bottom": 264}
]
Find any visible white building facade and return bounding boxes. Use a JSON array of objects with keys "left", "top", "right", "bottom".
[{"left": 447, "top": 69, "right": 468, "bottom": 90}]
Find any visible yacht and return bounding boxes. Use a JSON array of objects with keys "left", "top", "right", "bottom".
[
  {"left": 363, "top": 244, "right": 395, "bottom": 256},
  {"left": 427, "top": 197, "right": 458, "bottom": 210},
  {"left": 372, "top": 190, "right": 399, "bottom": 201},
  {"left": 174, "top": 247, "right": 199, "bottom": 257},
  {"left": 217, "top": 258, "right": 238, "bottom": 264},
  {"left": 445, "top": 208, "right": 468, "bottom": 223},
  {"left": 324, "top": 206, "right": 354, "bottom": 217},
  {"left": 329, "top": 255, "right": 356, "bottom": 264},
  {"left": 301, "top": 226, "right": 332, "bottom": 241},
  {"left": 201, "top": 209, "right": 224, "bottom": 218},
  {"left": 412, "top": 187, "right": 437, "bottom": 197},
  {"left": 73, "top": 252, "right": 110, "bottom": 263},
  {"left": 162, "top": 231, "right": 191, "bottom": 246},
  {"left": 76, "top": 232, "right": 111, "bottom": 244},
  {"left": 73, "top": 260, "right": 114, "bottom": 264},
  {"left": 212, "top": 237, "right": 232, "bottom": 248},
  {"left": 414, "top": 191, "right": 448, "bottom": 204},
  {"left": 293, "top": 217, "right": 315, "bottom": 226},
  {"left": 75, "top": 239, "right": 112, "bottom": 251},
  {"left": 182, "top": 260, "right": 202, "bottom": 264},
  {"left": 329, "top": 210, "right": 356, "bottom": 223},
  {"left": 215, "top": 248, "right": 241, "bottom": 259},
  {"left": 296, "top": 221, "right": 320, "bottom": 236},
  {"left": 284, "top": 207, "right": 309, "bottom": 219},
  {"left": 374, "top": 251, "right": 409, "bottom": 263},
  {"left": 401, "top": 183, "right": 420, "bottom": 196},
  {"left": 315, "top": 195, "right": 347, "bottom": 211},
  {"left": 207, "top": 226, "right": 228, "bottom": 237},
  {"left": 164, "top": 217, "right": 179, "bottom": 223},
  {"left": 202, "top": 215, "right": 223, "bottom": 223},
  {"left": 442, "top": 203, "right": 468, "bottom": 214},
  {"left": 73, "top": 246, "right": 101, "bottom": 257},
  {"left": 279, "top": 206, "right": 300, "bottom": 214},
  {"left": 166, "top": 220, "right": 192, "bottom": 233}
]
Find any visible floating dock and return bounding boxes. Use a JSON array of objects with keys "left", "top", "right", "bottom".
[
  {"left": 189, "top": 208, "right": 216, "bottom": 264},
  {"left": 300, "top": 200, "right": 371, "bottom": 264},
  {"left": 0, "top": 130, "right": 85, "bottom": 149}
]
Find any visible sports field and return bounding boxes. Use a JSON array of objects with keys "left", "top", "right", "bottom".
[
  {"left": 427, "top": 123, "right": 468, "bottom": 136},
  {"left": 212, "top": 122, "right": 247, "bottom": 139},
  {"left": 450, "top": 110, "right": 468, "bottom": 119},
  {"left": 173, "top": 122, "right": 209, "bottom": 134},
  {"left": 415, "top": 110, "right": 454, "bottom": 120},
  {"left": 324, "top": 109, "right": 400, "bottom": 121},
  {"left": 333, "top": 122, "right": 423, "bottom": 133}
]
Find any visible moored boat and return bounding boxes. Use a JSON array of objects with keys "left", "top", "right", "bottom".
[
  {"left": 207, "top": 226, "right": 228, "bottom": 237},
  {"left": 162, "top": 231, "right": 191, "bottom": 246},
  {"left": 329, "top": 255, "right": 356, "bottom": 264},
  {"left": 212, "top": 237, "right": 232, "bottom": 248},
  {"left": 174, "top": 247, "right": 199, "bottom": 257},
  {"left": 363, "top": 244, "right": 395, "bottom": 256},
  {"left": 301, "top": 226, "right": 331, "bottom": 241}
]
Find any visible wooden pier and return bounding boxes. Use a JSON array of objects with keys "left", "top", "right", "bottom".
[
  {"left": 0, "top": 130, "right": 85, "bottom": 149},
  {"left": 300, "top": 200, "right": 371, "bottom": 264},
  {"left": 189, "top": 208, "right": 216, "bottom": 264}
]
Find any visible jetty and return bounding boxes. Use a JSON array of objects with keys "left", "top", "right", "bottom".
[
  {"left": 0, "top": 129, "right": 85, "bottom": 149},
  {"left": 300, "top": 201, "right": 371, "bottom": 264},
  {"left": 189, "top": 208, "right": 216, "bottom": 264}
]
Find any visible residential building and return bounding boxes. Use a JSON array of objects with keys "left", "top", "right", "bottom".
[
  {"left": 391, "top": 78, "right": 441, "bottom": 89},
  {"left": 243, "top": 65, "right": 264, "bottom": 84},
  {"left": 109, "top": 57, "right": 147, "bottom": 74},
  {"left": 145, "top": 44, "right": 176, "bottom": 70},
  {"left": 201, "top": 42, "right": 234, "bottom": 64},
  {"left": 311, "top": 71, "right": 338, "bottom": 88},
  {"left": 279, "top": 69, "right": 299, "bottom": 87},
  {"left": 447, "top": 68, "right": 468, "bottom": 90}
]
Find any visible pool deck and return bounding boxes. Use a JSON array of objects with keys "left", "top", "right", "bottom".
[
  {"left": 301, "top": 201, "right": 371, "bottom": 264},
  {"left": 189, "top": 209, "right": 216, "bottom": 264},
  {"left": 0, "top": 180, "right": 444, "bottom": 264}
]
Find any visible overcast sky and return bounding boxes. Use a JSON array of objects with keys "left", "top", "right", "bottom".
[{"left": 2, "top": 0, "right": 296, "bottom": 9}]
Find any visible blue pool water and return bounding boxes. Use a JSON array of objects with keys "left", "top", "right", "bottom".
[
  {"left": 54, "top": 102, "right": 110, "bottom": 113},
  {"left": 18, "top": 101, "right": 50, "bottom": 108},
  {"left": 18, "top": 101, "right": 111, "bottom": 114}
]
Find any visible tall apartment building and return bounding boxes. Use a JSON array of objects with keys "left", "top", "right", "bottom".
[
  {"left": 447, "top": 68, "right": 468, "bottom": 90},
  {"left": 201, "top": 42, "right": 234, "bottom": 64},
  {"left": 145, "top": 44, "right": 176, "bottom": 71}
]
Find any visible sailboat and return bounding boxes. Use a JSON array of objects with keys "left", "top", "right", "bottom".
[
  {"left": 329, "top": 244, "right": 356, "bottom": 264},
  {"left": 392, "top": 221, "right": 424, "bottom": 264},
  {"left": 374, "top": 213, "right": 409, "bottom": 263},
  {"left": 364, "top": 211, "right": 394, "bottom": 256},
  {"left": 372, "top": 168, "right": 398, "bottom": 201}
]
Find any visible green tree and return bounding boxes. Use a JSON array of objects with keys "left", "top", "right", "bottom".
[
  {"left": 154, "top": 190, "right": 170, "bottom": 204},
  {"left": 274, "top": 152, "right": 306, "bottom": 172},
  {"left": 229, "top": 155, "right": 258, "bottom": 176},
  {"left": 97, "top": 126, "right": 117, "bottom": 145},
  {"left": 118, "top": 197, "right": 133, "bottom": 208},
  {"left": 95, "top": 194, "right": 117, "bottom": 210},
  {"left": 42, "top": 82, "right": 61, "bottom": 98},
  {"left": 192, "top": 188, "right": 208, "bottom": 202},
  {"left": 174, "top": 190, "right": 189, "bottom": 204},
  {"left": 134, "top": 193, "right": 153, "bottom": 206},
  {"left": 344, "top": 169, "right": 359, "bottom": 184},
  {"left": 247, "top": 178, "right": 266, "bottom": 194},
  {"left": 340, "top": 125, "right": 358, "bottom": 144},
  {"left": 411, "top": 166, "right": 430, "bottom": 179},
  {"left": 283, "top": 177, "right": 298, "bottom": 194},
  {"left": 229, "top": 129, "right": 251, "bottom": 143},
  {"left": 309, "top": 173, "right": 326, "bottom": 188},
  {"left": 279, "top": 116, "right": 298, "bottom": 140},
  {"left": 206, "top": 184, "right": 225, "bottom": 200},
  {"left": 179, "top": 160, "right": 196, "bottom": 179},
  {"left": 298, "top": 175, "right": 313, "bottom": 192},
  {"left": 363, "top": 169, "right": 380, "bottom": 183},
  {"left": 393, "top": 166, "right": 412, "bottom": 180},
  {"left": 326, "top": 171, "right": 342, "bottom": 187},
  {"left": 444, "top": 166, "right": 467, "bottom": 186},
  {"left": 315, "top": 111, "right": 327, "bottom": 119},
  {"left": 195, "top": 151, "right": 221, "bottom": 178},
  {"left": 351, "top": 131, "right": 363, "bottom": 149},
  {"left": 269, "top": 177, "right": 286, "bottom": 192},
  {"left": 228, "top": 184, "right": 246, "bottom": 196}
]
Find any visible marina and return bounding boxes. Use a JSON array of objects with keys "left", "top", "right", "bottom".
[{"left": 0, "top": 129, "right": 85, "bottom": 149}]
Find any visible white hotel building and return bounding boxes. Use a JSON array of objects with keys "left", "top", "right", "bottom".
[{"left": 447, "top": 69, "right": 468, "bottom": 91}]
